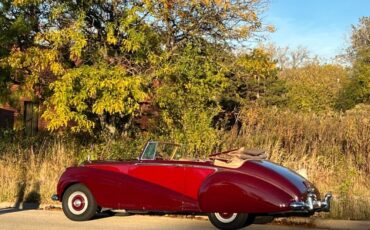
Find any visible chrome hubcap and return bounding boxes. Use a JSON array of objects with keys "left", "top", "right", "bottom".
[
  {"left": 73, "top": 199, "right": 82, "bottom": 207},
  {"left": 67, "top": 191, "right": 88, "bottom": 215},
  {"left": 214, "top": 212, "right": 238, "bottom": 223}
]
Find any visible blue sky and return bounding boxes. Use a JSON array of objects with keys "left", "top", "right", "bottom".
[{"left": 263, "top": 0, "right": 370, "bottom": 60}]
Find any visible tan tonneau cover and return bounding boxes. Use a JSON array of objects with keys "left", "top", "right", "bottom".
[{"left": 212, "top": 147, "right": 268, "bottom": 168}]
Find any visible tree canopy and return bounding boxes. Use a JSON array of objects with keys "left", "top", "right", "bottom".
[
  {"left": 0, "top": 0, "right": 369, "bottom": 145},
  {"left": 0, "top": 0, "right": 273, "bottom": 135},
  {"left": 337, "top": 17, "right": 370, "bottom": 110}
]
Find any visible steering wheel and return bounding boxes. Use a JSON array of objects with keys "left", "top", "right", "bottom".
[{"left": 156, "top": 151, "right": 164, "bottom": 160}]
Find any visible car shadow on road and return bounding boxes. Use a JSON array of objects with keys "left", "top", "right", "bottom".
[
  {"left": 92, "top": 212, "right": 114, "bottom": 220},
  {"left": 91, "top": 211, "right": 132, "bottom": 221}
]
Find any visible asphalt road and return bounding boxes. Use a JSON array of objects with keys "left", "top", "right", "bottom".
[{"left": 0, "top": 209, "right": 323, "bottom": 230}]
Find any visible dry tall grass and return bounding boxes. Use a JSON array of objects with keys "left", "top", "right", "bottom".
[
  {"left": 0, "top": 107, "right": 369, "bottom": 220},
  {"left": 0, "top": 138, "right": 76, "bottom": 206}
]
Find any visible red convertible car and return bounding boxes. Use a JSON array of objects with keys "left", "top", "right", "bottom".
[{"left": 52, "top": 141, "right": 332, "bottom": 230}]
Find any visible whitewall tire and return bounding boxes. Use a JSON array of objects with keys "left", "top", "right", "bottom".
[
  {"left": 208, "top": 212, "right": 253, "bottom": 230},
  {"left": 62, "top": 184, "right": 97, "bottom": 221}
]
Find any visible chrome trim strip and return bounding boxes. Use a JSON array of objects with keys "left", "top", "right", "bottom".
[{"left": 134, "top": 162, "right": 218, "bottom": 171}]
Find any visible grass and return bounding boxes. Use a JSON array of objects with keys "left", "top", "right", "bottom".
[
  {"left": 0, "top": 137, "right": 76, "bottom": 205},
  {"left": 0, "top": 107, "right": 369, "bottom": 219}
]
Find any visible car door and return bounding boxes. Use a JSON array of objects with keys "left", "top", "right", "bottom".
[
  {"left": 123, "top": 161, "right": 185, "bottom": 211},
  {"left": 182, "top": 164, "right": 216, "bottom": 211}
]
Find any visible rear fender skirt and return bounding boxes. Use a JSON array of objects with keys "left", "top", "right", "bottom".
[{"left": 198, "top": 171, "right": 293, "bottom": 213}]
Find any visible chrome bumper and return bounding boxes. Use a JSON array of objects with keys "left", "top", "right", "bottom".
[
  {"left": 290, "top": 191, "right": 332, "bottom": 212},
  {"left": 51, "top": 194, "right": 59, "bottom": 201}
]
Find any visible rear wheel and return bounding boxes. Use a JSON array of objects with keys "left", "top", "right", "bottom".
[
  {"left": 62, "top": 184, "right": 97, "bottom": 221},
  {"left": 208, "top": 212, "right": 250, "bottom": 230}
]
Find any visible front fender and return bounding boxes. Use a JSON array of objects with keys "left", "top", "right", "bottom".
[
  {"left": 56, "top": 168, "right": 87, "bottom": 201},
  {"left": 56, "top": 166, "right": 123, "bottom": 208},
  {"left": 198, "top": 171, "right": 293, "bottom": 213}
]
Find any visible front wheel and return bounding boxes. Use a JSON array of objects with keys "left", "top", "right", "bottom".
[
  {"left": 208, "top": 212, "right": 252, "bottom": 230},
  {"left": 62, "top": 184, "right": 97, "bottom": 221}
]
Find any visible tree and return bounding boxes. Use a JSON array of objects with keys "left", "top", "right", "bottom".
[
  {"left": 144, "top": 0, "right": 273, "bottom": 51},
  {"left": 2, "top": 1, "right": 158, "bottom": 133},
  {"left": 265, "top": 44, "right": 320, "bottom": 69},
  {"left": 281, "top": 64, "right": 348, "bottom": 112},
  {"left": 337, "top": 17, "right": 370, "bottom": 110},
  {"left": 0, "top": 0, "right": 43, "bottom": 105},
  {"left": 347, "top": 17, "right": 370, "bottom": 62},
  {"left": 214, "top": 48, "right": 285, "bottom": 131},
  {"left": 151, "top": 42, "right": 228, "bottom": 154},
  {"left": 0, "top": 0, "right": 272, "bottom": 135},
  {"left": 42, "top": 65, "right": 147, "bottom": 133},
  {"left": 222, "top": 48, "right": 281, "bottom": 105}
]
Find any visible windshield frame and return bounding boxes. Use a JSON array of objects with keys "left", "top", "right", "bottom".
[{"left": 140, "top": 141, "right": 182, "bottom": 161}]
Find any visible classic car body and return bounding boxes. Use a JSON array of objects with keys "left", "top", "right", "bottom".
[{"left": 53, "top": 141, "right": 332, "bottom": 229}]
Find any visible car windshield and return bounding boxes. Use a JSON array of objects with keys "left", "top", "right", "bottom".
[{"left": 141, "top": 141, "right": 186, "bottom": 160}]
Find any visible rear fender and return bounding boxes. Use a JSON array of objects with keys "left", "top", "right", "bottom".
[{"left": 198, "top": 171, "right": 293, "bottom": 213}]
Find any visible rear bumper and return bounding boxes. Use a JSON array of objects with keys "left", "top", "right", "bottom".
[{"left": 290, "top": 191, "right": 332, "bottom": 212}]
